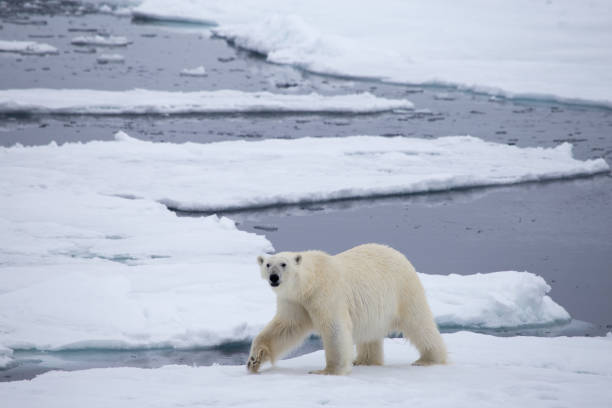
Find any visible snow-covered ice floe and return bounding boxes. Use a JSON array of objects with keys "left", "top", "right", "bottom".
[
  {"left": 70, "top": 35, "right": 131, "bottom": 46},
  {"left": 180, "top": 65, "right": 207, "bottom": 76},
  {"left": 0, "top": 88, "right": 412, "bottom": 114},
  {"left": 131, "top": 0, "right": 612, "bottom": 107},
  {"left": 0, "top": 261, "right": 570, "bottom": 351},
  {"left": 1, "top": 132, "right": 605, "bottom": 355},
  {"left": 2, "top": 332, "right": 612, "bottom": 407},
  {"left": 3, "top": 131, "right": 603, "bottom": 212},
  {"left": 0, "top": 40, "right": 58, "bottom": 55}
]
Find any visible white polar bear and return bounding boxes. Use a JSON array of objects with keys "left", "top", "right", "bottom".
[{"left": 247, "top": 243, "right": 447, "bottom": 375}]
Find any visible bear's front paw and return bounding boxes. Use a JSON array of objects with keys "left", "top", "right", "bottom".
[{"left": 246, "top": 347, "right": 268, "bottom": 374}]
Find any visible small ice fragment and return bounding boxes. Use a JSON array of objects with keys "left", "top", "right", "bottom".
[
  {"left": 113, "top": 8, "right": 132, "bottom": 17},
  {"left": 98, "top": 5, "right": 112, "bottom": 13},
  {"left": 71, "top": 35, "right": 130, "bottom": 46},
  {"left": 434, "top": 92, "right": 456, "bottom": 101},
  {"left": 180, "top": 66, "right": 207, "bottom": 77},
  {"left": 97, "top": 54, "right": 124, "bottom": 64}
]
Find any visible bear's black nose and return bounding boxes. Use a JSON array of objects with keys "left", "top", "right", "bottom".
[{"left": 270, "top": 274, "right": 279, "bottom": 283}]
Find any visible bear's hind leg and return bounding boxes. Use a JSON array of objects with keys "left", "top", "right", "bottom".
[
  {"left": 400, "top": 303, "right": 447, "bottom": 365},
  {"left": 402, "top": 321, "right": 447, "bottom": 365},
  {"left": 353, "top": 340, "right": 384, "bottom": 366}
]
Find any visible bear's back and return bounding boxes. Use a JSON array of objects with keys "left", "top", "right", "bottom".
[
  {"left": 334, "top": 244, "right": 415, "bottom": 276},
  {"left": 331, "top": 244, "right": 422, "bottom": 340}
]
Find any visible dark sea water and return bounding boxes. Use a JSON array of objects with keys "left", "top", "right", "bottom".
[{"left": 1, "top": 3, "right": 611, "bottom": 382}]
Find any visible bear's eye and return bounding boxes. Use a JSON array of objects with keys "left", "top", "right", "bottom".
[
  {"left": 281, "top": 263, "right": 286, "bottom": 268},
  {"left": 266, "top": 263, "right": 270, "bottom": 268}
]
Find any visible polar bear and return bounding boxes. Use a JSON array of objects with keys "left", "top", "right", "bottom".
[{"left": 246, "top": 243, "right": 447, "bottom": 375}]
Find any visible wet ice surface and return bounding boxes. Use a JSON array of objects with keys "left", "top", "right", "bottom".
[{"left": 1, "top": 7, "right": 611, "bottom": 382}]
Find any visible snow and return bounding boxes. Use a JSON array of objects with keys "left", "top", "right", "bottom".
[
  {"left": 1, "top": 132, "right": 601, "bottom": 355},
  {"left": 2, "top": 332, "right": 611, "bottom": 407},
  {"left": 96, "top": 53, "right": 125, "bottom": 64},
  {"left": 70, "top": 35, "right": 131, "bottom": 46},
  {"left": 180, "top": 65, "right": 207, "bottom": 76},
  {"left": 131, "top": 0, "right": 612, "bottom": 107},
  {"left": 0, "top": 40, "right": 58, "bottom": 55},
  {"left": 0, "top": 88, "right": 413, "bottom": 114}
]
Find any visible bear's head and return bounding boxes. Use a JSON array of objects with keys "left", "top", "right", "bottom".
[{"left": 257, "top": 252, "right": 302, "bottom": 296}]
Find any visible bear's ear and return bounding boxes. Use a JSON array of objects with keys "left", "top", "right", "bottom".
[
  {"left": 257, "top": 256, "right": 265, "bottom": 266},
  {"left": 295, "top": 254, "right": 302, "bottom": 265}
]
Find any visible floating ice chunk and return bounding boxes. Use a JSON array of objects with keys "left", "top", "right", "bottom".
[
  {"left": 98, "top": 4, "right": 112, "bottom": 13},
  {"left": 71, "top": 35, "right": 131, "bottom": 46},
  {"left": 96, "top": 53, "right": 125, "bottom": 64},
  {"left": 97, "top": 3, "right": 132, "bottom": 16},
  {"left": 113, "top": 8, "right": 132, "bottom": 17},
  {"left": 180, "top": 65, "right": 207, "bottom": 76},
  {"left": 2, "top": 333, "right": 612, "bottom": 407},
  {"left": 0, "top": 40, "right": 58, "bottom": 55},
  {"left": 433, "top": 92, "right": 456, "bottom": 101},
  {"left": 0, "top": 88, "right": 413, "bottom": 115},
  {"left": 98, "top": 53, "right": 125, "bottom": 63}
]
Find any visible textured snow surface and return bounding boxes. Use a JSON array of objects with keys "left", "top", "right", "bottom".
[
  {"left": 0, "top": 88, "right": 412, "bottom": 114},
  {"left": 0, "top": 132, "right": 596, "bottom": 355},
  {"left": 2, "top": 332, "right": 611, "bottom": 407},
  {"left": 132, "top": 0, "right": 612, "bottom": 106},
  {"left": 0, "top": 40, "right": 58, "bottom": 55}
]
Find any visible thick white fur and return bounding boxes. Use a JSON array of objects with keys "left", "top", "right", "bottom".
[{"left": 247, "top": 243, "right": 447, "bottom": 375}]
